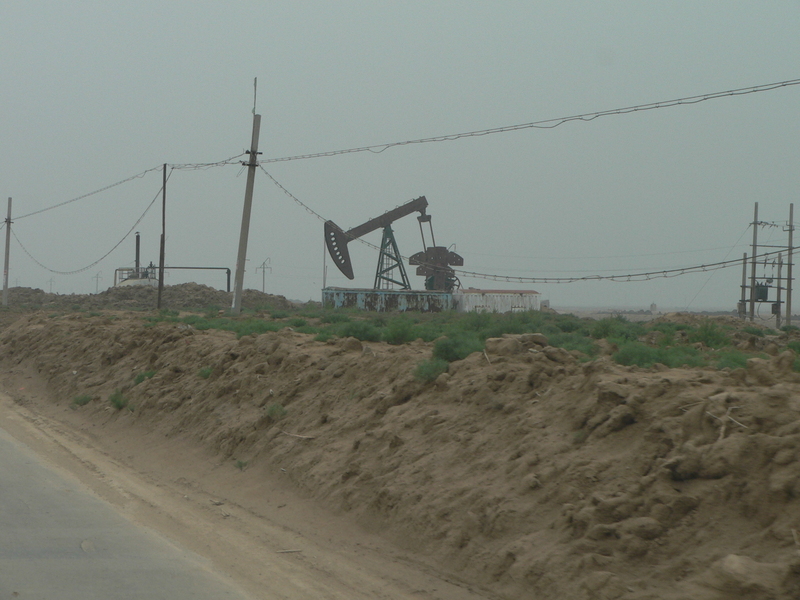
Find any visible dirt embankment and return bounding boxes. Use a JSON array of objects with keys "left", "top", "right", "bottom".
[
  {"left": 4, "top": 283, "right": 296, "bottom": 312},
  {"left": 1, "top": 311, "right": 800, "bottom": 599}
]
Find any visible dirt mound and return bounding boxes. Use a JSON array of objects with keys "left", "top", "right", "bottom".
[
  {"left": 2, "top": 313, "right": 800, "bottom": 599},
  {"left": 4, "top": 283, "right": 295, "bottom": 312}
]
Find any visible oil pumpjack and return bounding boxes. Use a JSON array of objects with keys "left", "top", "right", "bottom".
[{"left": 324, "top": 196, "right": 463, "bottom": 292}]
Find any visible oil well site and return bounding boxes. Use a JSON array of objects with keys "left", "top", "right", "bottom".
[{"left": 4, "top": 4, "right": 800, "bottom": 597}]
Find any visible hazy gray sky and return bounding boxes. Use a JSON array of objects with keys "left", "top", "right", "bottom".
[{"left": 3, "top": 2, "right": 800, "bottom": 310}]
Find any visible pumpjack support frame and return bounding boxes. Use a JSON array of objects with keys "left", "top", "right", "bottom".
[{"left": 374, "top": 225, "right": 411, "bottom": 290}]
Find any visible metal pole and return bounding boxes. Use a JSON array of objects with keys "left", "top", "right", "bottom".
[
  {"left": 2, "top": 198, "right": 11, "bottom": 307},
  {"left": 749, "top": 202, "right": 758, "bottom": 322},
  {"left": 231, "top": 114, "right": 262, "bottom": 314},
  {"left": 157, "top": 163, "right": 166, "bottom": 309},
  {"left": 787, "top": 203, "right": 794, "bottom": 327},
  {"left": 777, "top": 253, "right": 783, "bottom": 329},
  {"left": 740, "top": 252, "right": 747, "bottom": 319},
  {"left": 322, "top": 233, "right": 327, "bottom": 290}
]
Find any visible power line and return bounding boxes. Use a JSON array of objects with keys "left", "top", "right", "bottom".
[
  {"left": 170, "top": 152, "right": 248, "bottom": 171},
  {"left": 259, "top": 167, "right": 787, "bottom": 287},
  {"left": 262, "top": 77, "right": 800, "bottom": 164},
  {"left": 15, "top": 166, "right": 162, "bottom": 220},
  {"left": 12, "top": 174, "right": 171, "bottom": 275},
  {"left": 464, "top": 243, "right": 754, "bottom": 262},
  {"left": 452, "top": 248, "right": 787, "bottom": 285},
  {"left": 259, "top": 166, "right": 385, "bottom": 255},
  {"left": 15, "top": 153, "right": 246, "bottom": 221}
]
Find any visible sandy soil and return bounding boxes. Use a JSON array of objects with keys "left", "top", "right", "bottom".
[
  {"left": 0, "top": 369, "right": 489, "bottom": 600},
  {"left": 1, "top": 290, "right": 800, "bottom": 599}
]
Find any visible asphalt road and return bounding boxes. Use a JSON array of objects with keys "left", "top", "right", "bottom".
[{"left": 0, "top": 425, "right": 252, "bottom": 600}]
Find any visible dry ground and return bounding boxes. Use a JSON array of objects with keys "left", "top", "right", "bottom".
[{"left": 1, "top": 287, "right": 800, "bottom": 599}]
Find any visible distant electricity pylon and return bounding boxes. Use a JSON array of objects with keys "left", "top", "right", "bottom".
[
  {"left": 93, "top": 271, "right": 102, "bottom": 294},
  {"left": 257, "top": 258, "right": 272, "bottom": 293}
]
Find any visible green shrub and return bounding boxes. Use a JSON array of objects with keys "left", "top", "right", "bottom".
[
  {"left": 321, "top": 312, "right": 351, "bottom": 324},
  {"left": 613, "top": 342, "right": 704, "bottom": 369},
  {"left": 295, "top": 325, "right": 319, "bottom": 335},
  {"left": 270, "top": 310, "right": 290, "bottom": 320},
  {"left": 108, "top": 389, "right": 128, "bottom": 410},
  {"left": 742, "top": 326, "right": 765, "bottom": 337},
  {"left": 788, "top": 341, "right": 800, "bottom": 354},
  {"left": 715, "top": 350, "right": 749, "bottom": 370},
  {"left": 688, "top": 322, "right": 729, "bottom": 349},
  {"left": 203, "top": 306, "right": 223, "bottom": 318},
  {"left": 314, "top": 332, "right": 333, "bottom": 343},
  {"left": 133, "top": 370, "right": 156, "bottom": 385},
  {"left": 72, "top": 394, "right": 92, "bottom": 406},
  {"left": 288, "top": 317, "right": 307, "bottom": 328},
  {"left": 339, "top": 320, "right": 381, "bottom": 342},
  {"left": 556, "top": 317, "right": 584, "bottom": 333},
  {"left": 383, "top": 317, "right": 415, "bottom": 345},
  {"left": 267, "top": 403, "right": 287, "bottom": 420},
  {"left": 433, "top": 332, "right": 484, "bottom": 362},
  {"left": 414, "top": 358, "right": 449, "bottom": 382},
  {"left": 198, "top": 367, "right": 213, "bottom": 379},
  {"left": 547, "top": 332, "right": 599, "bottom": 357},
  {"left": 590, "top": 316, "right": 643, "bottom": 341}
]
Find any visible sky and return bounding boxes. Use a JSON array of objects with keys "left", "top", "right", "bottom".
[{"left": 2, "top": 2, "right": 800, "bottom": 312}]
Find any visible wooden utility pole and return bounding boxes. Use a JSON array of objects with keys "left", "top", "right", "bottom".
[
  {"left": 157, "top": 163, "right": 167, "bottom": 309},
  {"left": 776, "top": 254, "right": 783, "bottom": 329},
  {"left": 231, "top": 113, "right": 262, "bottom": 314},
  {"left": 787, "top": 203, "right": 794, "bottom": 327},
  {"left": 749, "top": 202, "right": 759, "bottom": 322},
  {"left": 2, "top": 198, "right": 11, "bottom": 306},
  {"left": 739, "top": 252, "right": 747, "bottom": 319}
]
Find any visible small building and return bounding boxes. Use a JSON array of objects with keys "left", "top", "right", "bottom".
[
  {"left": 322, "top": 287, "right": 541, "bottom": 313},
  {"left": 453, "top": 288, "right": 541, "bottom": 313},
  {"left": 322, "top": 287, "right": 454, "bottom": 312}
]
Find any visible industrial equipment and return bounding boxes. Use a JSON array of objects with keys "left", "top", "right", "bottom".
[{"left": 324, "top": 196, "right": 463, "bottom": 291}]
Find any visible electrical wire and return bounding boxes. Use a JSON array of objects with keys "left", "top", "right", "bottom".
[
  {"left": 12, "top": 173, "right": 171, "bottom": 276},
  {"left": 451, "top": 248, "right": 789, "bottom": 284},
  {"left": 681, "top": 226, "right": 750, "bottom": 310},
  {"left": 259, "top": 166, "right": 387, "bottom": 255},
  {"left": 259, "top": 167, "right": 792, "bottom": 287},
  {"left": 15, "top": 153, "right": 246, "bottom": 222},
  {"left": 170, "top": 152, "right": 248, "bottom": 170},
  {"left": 15, "top": 166, "right": 163, "bottom": 220},
  {"left": 464, "top": 244, "right": 753, "bottom": 262},
  {"left": 262, "top": 77, "right": 800, "bottom": 164}
]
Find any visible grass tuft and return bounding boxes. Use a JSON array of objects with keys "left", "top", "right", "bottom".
[
  {"left": 414, "top": 358, "right": 449, "bottom": 382},
  {"left": 433, "top": 333, "right": 484, "bottom": 362},
  {"left": 613, "top": 342, "right": 704, "bottom": 369},
  {"left": 266, "top": 403, "right": 287, "bottom": 420},
  {"left": 72, "top": 394, "right": 92, "bottom": 406},
  {"left": 133, "top": 370, "right": 156, "bottom": 385},
  {"left": 108, "top": 389, "right": 128, "bottom": 410}
]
